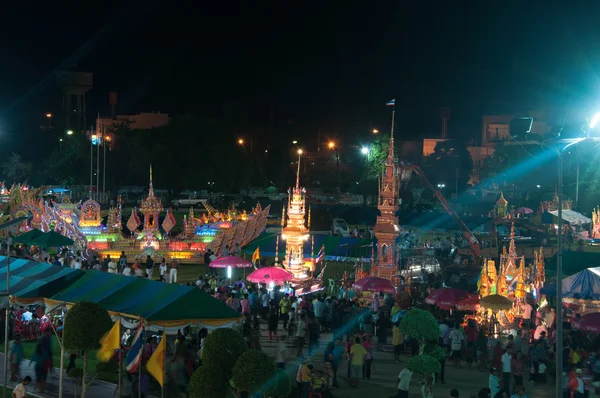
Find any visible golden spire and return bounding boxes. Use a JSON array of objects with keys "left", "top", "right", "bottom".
[
  {"left": 148, "top": 164, "right": 154, "bottom": 197},
  {"left": 296, "top": 151, "right": 301, "bottom": 190}
]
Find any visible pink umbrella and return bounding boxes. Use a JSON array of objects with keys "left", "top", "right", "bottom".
[
  {"left": 246, "top": 266, "right": 293, "bottom": 284},
  {"left": 517, "top": 207, "right": 533, "bottom": 214},
  {"left": 209, "top": 256, "right": 253, "bottom": 268},
  {"left": 425, "top": 287, "right": 470, "bottom": 310},
  {"left": 572, "top": 313, "right": 600, "bottom": 332},
  {"left": 455, "top": 294, "right": 480, "bottom": 312},
  {"left": 353, "top": 276, "right": 396, "bottom": 293}
]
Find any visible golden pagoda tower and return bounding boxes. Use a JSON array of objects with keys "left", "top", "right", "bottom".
[
  {"left": 281, "top": 150, "right": 310, "bottom": 279},
  {"left": 140, "top": 165, "right": 163, "bottom": 235}
]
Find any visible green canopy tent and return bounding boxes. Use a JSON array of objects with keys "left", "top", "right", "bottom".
[
  {"left": 12, "top": 229, "right": 44, "bottom": 245},
  {"left": 46, "top": 271, "right": 242, "bottom": 329},
  {"left": 0, "top": 256, "right": 85, "bottom": 306},
  {"left": 30, "top": 231, "right": 74, "bottom": 247}
]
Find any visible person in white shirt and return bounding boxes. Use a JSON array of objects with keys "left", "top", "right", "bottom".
[
  {"left": 159, "top": 259, "right": 167, "bottom": 282},
  {"left": 489, "top": 367, "right": 500, "bottom": 398},
  {"left": 169, "top": 262, "right": 178, "bottom": 284},
  {"left": 123, "top": 265, "right": 132, "bottom": 277},
  {"left": 121, "top": 329, "right": 131, "bottom": 346},
  {"left": 396, "top": 367, "right": 412, "bottom": 397},
  {"left": 501, "top": 350, "right": 512, "bottom": 392},
  {"left": 448, "top": 325, "right": 464, "bottom": 366},
  {"left": 107, "top": 259, "right": 118, "bottom": 274},
  {"left": 73, "top": 257, "right": 82, "bottom": 270},
  {"left": 12, "top": 375, "right": 31, "bottom": 398}
]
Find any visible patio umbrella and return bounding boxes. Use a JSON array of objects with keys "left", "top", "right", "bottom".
[
  {"left": 30, "top": 231, "right": 74, "bottom": 247},
  {"left": 517, "top": 207, "right": 533, "bottom": 215},
  {"left": 209, "top": 256, "right": 253, "bottom": 268},
  {"left": 424, "top": 287, "right": 470, "bottom": 310},
  {"left": 479, "top": 294, "right": 513, "bottom": 311},
  {"left": 246, "top": 266, "right": 293, "bottom": 284},
  {"left": 12, "top": 229, "right": 44, "bottom": 244},
  {"left": 456, "top": 294, "right": 480, "bottom": 312},
  {"left": 572, "top": 312, "right": 600, "bottom": 332},
  {"left": 353, "top": 276, "right": 396, "bottom": 294}
]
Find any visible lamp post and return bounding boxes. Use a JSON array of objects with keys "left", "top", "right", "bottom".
[{"left": 328, "top": 141, "right": 340, "bottom": 192}]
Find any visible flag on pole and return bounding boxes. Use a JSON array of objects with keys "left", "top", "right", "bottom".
[
  {"left": 147, "top": 334, "right": 167, "bottom": 387},
  {"left": 315, "top": 244, "right": 325, "bottom": 264},
  {"left": 251, "top": 247, "right": 260, "bottom": 264},
  {"left": 125, "top": 324, "right": 144, "bottom": 373},
  {"left": 97, "top": 318, "right": 120, "bottom": 363},
  {"left": 386, "top": 99, "right": 395, "bottom": 106}
]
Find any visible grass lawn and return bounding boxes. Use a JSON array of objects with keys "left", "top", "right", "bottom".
[
  {"left": 175, "top": 260, "right": 359, "bottom": 284},
  {"left": 0, "top": 336, "right": 117, "bottom": 383}
]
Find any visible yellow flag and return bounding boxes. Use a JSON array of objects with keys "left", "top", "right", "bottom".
[
  {"left": 147, "top": 335, "right": 166, "bottom": 386},
  {"left": 96, "top": 319, "right": 120, "bottom": 363},
  {"left": 252, "top": 247, "right": 260, "bottom": 263}
]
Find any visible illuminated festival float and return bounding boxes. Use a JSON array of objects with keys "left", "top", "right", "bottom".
[
  {"left": 277, "top": 150, "right": 323, "bottom": 295},
  {"left": 475, "top": 223, "right": 546, "bottom": 333},
  {"left": 0, "top": 167, "right": 270, "bottom": 264}
]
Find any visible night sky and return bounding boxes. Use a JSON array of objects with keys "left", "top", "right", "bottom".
[{"left": 2, "top": 2, "right": 600, "bottom": 156}]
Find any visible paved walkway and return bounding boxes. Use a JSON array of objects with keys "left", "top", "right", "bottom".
[
  {"left": 255, "top": 323, "right": 557, "bottom": 398},
  {"left": 0, "top": 354, "right": 125, "bottom": 398}
]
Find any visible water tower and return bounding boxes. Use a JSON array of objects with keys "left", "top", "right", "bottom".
[{"left": 55, "top": 71, "right": 93, "bottom": 133}]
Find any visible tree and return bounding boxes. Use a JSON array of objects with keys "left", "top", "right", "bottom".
[
  {"left": 188, "top": 365, "right": 229, "bottom": 398},
  {"left": 63, "top": 301, "right": 113, "bottom": 398},
  {"left": 264, "top": 368, "right": 292, "bottom": 398},
  {"left": 232, "top": 350, "right": 276, "bottom": 393},
  {"left": 362, "top": 134, "right": 403, "bottom": 179},
  {"left": 1, "top": 153, "right": 32, "bottom": 184},
  {"left": 201, "top": 328, "right": 248, "bottom": 375},
  {"left": 399, "top": 309, "right": 441, "bottom": 397},
  {"left": 423, "top": 140, "right": 473, "bottom": 193}
]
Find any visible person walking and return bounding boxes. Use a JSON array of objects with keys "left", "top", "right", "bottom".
[
  {"left": 279, "top": 294, "right": 291, "bottom": 330},
  {"left": 349, "top": 336, "right": 367, "bottom": 388},
  {"left": 169, "top": 261, "right": 178, "bottom": 284},
  {"left": 362, "top": 334, "right": 374, "bottom": 380},
  {"left": 501, "top": 349, "right": 512, "bottom": 392},
  {"left": 145, "top": 255, "right": 154, "bottom": 279},
  {"left": 296, "top": 313, "right": 306, "bottom": 358},
  {"left": 390, "top": 367, "right": 412, "bottom": 398},
  {"left": 268, "top": 300, "right": 279, "bottom": 342}
]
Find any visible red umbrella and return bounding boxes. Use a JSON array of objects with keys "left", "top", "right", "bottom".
[
  {"left": 353, "top": 276, "right": 396, "bottom": 294},
  {"left": 572, "top": 313, "right": 600, "bottom": 332},
  {"left": 456, "top": 294, "right": 480, "bottom": 312},
  {"left": 246, "top": 266, "right": 293, "bottom": 284},
  {"left": 425, "top": 287, "right": 470, "bottom": 310},
  {"left": 209, "top": 256, "right": 253, "bottom": 268}
]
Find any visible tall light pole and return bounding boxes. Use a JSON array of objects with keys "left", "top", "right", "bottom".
[{"left": 328, "top": 141, "right": 340, "bottom": 192}]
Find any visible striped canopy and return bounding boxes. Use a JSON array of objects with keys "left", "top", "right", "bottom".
[
  {"left": 47, "top": 270, "right": 242, "bottom": 327},
  {"left": 0, "top": 256, "right": 84, "bottom": 305}
]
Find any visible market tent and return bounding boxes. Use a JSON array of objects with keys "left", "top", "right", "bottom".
[
  {"left": 47, "top": 271, "right": 242, "bottom": 328},
  {"left": 0, "top": 256, "right": 85, "bottom": 305},
  {"left": 541, "top": 266, "right": 600, "bottom": 300},
  {"left": 545, "top": 252, "right": 600, "bottom": 276},
  {"left": 548, "top": 209, "right": 592, "bottom": 225},
  {"left": 12, "top": 229, "right": 44, "bottom": 245}
]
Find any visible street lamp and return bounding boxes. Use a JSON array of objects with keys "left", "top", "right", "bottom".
[
  {"left": 372, "top": 129, "right": 379, "bottom": 134},
  {"left": 238, "top": 138, "right": 244, "bottom": 145},
  {"left": 292, "top": 140, "right": 298, "bottom": 145},
  {"left": 437, "top": 183, "right": 445, "bottom": 189},
  {"left": 297, "top": 149, "right": 303, "bottom": 155},
  {"left": 361, "top": 146, "right": 369, "bottom": 155},
  {"left": 327, "top": 141, "right": 340, "bottom": 192},
  {"left": 66, "top": 130, "right": 73, "bottom": 135}
]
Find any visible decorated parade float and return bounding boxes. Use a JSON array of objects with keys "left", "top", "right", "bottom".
[
  {"left": 474, "top": 223, "right": 546, "bottom": 334},
  {"left": 0, "top": 167, "right": 270, "bottom": 263},
  {"left": 273, "top": 151, "right": 324, "bottom": 295}
]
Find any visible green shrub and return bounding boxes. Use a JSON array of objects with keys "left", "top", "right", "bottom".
[
  {"left": 264, "top": 368, "right": 292, "bottom": 398},
  {"left": 201, "top": 328, "right": 248, "bottom": 374},
  {"left": 423, "top": 344, "right": 447, "bottom": 362},
  {"left": 399, "top": 309, "right": 439, "bottom": 343},
  {"left": 232, "top": 350, "right": 276, "bottom": 393},
  {"left": 63, "top": 301, "right": 113, "bottom": 351},
  {"left": 188, "top": 365, "right": 229, "bottom": 398},
  {"left": 407, "top": 354, "right": 441, "bottom": 375}
]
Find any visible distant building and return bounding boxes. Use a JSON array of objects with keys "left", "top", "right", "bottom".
[{"left": 96, "top": 112, "right": 170, "bottom": 135}]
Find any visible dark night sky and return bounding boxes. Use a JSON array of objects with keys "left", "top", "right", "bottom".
[{"left": 2, "top": 1, "right": 600, "bottom": 155}]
